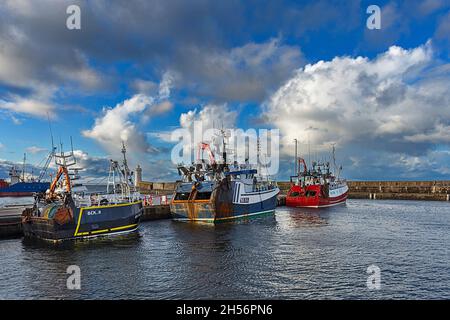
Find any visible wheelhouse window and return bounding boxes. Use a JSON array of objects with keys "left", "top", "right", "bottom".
[
  {"left": 175, "top": 192, "right": 190, "bottom": 200},
  {"left": 306, "top": 190, "right": 316, "bottom": 197},
  {"left": 289, "top": 191, "right": 300, "bottom": 197},
  {"left": 195, "top": 192, "right": 212, "bottom": 200}
]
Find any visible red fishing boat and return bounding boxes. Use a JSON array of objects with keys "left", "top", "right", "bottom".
[{"left": 286, "top": 152, "right": 348, "bottom": 208}]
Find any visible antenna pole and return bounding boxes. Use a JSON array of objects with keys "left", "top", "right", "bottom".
[
  {"left": 47, "top": 112, "right": 55, "bottom": 151},
  {"left": 294, "top": 138, "right": 298, "bottom": 175},
  {"left": 257, "top": 137, "right": 261, "bottom": 176},
  {"left": 70, "top": 137, "right": 74, "bottom": 153},
  {"left": 122, "top": 141, "right": 127, "bottom": 183},
  {"left": 22, "top": 153, "right": 26, "bottom": 181},
  {"left": 332, "top": 143, "right": 337, "bottom": 174},
  {"left": 308, "top": 137, "right": 311, "bottom": 170},
  {"left": 222, "top": 132, "right": 227, "bottom": 165}
]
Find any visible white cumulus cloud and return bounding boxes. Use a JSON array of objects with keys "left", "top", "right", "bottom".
[
  {"left": 83, "top": 71, "right": 175, "bottom": 158},
  {"left": 180, "top": 104, "right": 237, "bottom": 131},
  {"left": 0, "top": 96, "right": 56, "bottom": 118},
  {"left": 82, "top": 94, "right": 155, "bottom": 155},
  {"left": 25, "top": 146, "right": 47, "bottom": 154},
  {"left": 265, "top": 41, "right": 448, "bottom": 151},
  {"left": 264, "top": 41, "right": 450, "bottom": 179}
]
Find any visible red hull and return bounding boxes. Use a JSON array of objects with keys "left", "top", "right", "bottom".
[
  {"left": 286, "top": 184, "right": 348, "bottom": 208},
  {"left": 0, "top": 192, "right": 34, "bottom": 197}
]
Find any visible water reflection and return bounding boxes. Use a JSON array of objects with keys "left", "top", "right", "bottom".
[
  {"left": 1, "top": 200, "right": 450, "bottom": 299},
  {"left": 169, "top": 214, "right": 278, "bottom": 299},
  {"left": 17, "top": 231, "right": 146, "bottom": 299},
  {"left": 21, "top": 230, "right": 142, "bottom": 250},
  {"left": 287, "top": 208, "right": 329, "bottom": 227}
]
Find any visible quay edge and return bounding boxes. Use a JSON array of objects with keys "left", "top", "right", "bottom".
[
  {"left": 141, "top": 205, "right": 171, "bottom": 221},
  {"left": 139, "top": 180, "right": 450, "bottom": 202},
  {"left": 0, "top": 206, "right": 26, "bottom": 238}
]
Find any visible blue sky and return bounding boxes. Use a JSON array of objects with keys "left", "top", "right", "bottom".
[{"left": 0, "top": 0, "right": 449, "bottom": 181}]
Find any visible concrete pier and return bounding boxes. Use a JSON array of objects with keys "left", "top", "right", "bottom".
[
  {"left": 141, "top": 205, "right": 171, "bottom": 221},
  {"left": 0, "top": 206, "right": 26, "bottom": 238},
  {"left": 278, "top": 180, "right": 450, "bottom": 201},
  {"left": 140, "top": 180, "right": 450, "bottom": 202},
  {"left": 347, "top": 180, "right": 450, "bottom": 201}
]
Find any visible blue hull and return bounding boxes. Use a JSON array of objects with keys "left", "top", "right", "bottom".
[
  {"left": 22, "top": 201, "right": 143, "bottom": 241},
  {"left": 0, "top": 182, "right": 50, "bottom": 197},
  {"left": 171, "top": 198, "right": 277, "bottom": 222}
]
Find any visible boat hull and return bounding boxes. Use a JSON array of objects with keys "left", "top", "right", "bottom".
[
  {"left": 22, "top": 201, "right": 143, "bottom": 241},
  {"left": 0, "top": 192, "right": 36, "bottom": 197},
  {"left": 0, "top": 182, "right": 50, "bottom": 197},
  {"left": 171, "top": 197, "right": 278, "bottom": 223},
  {"left": 286, "top": 192, "right": 348, "bottom": 208},
  {"left": 171, "top": 181, "right": 279, "bottom": 223},
  {"left": 286, "top": 183, "right": 348, "bottom": 208}
]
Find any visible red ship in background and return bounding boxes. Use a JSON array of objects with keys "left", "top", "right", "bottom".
[{"left": 286, "top": 145, "right": 348, "bottom": 208}]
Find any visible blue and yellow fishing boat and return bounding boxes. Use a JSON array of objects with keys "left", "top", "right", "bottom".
[{"left": 22, "top": 143, "right": 143, "bottom": 241}]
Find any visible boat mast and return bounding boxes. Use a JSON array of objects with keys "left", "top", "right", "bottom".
[
  {"left": 294, "top": 138, "right": 298, "bottom": 175},
  {"left": 308, "top": 135, "right": 311, "bottom": 171},
  {"left": 331, "top": 144, "right": 337, "bottom": 174},
  {"left": 257, "top": 137, "right": 261, "bottom": 177},
  {"left": 107, "top": 142, "right": 134, "bottom": 199},
  {"left": 222, "top": 131, "right": 227, "bottom": 166},
  {"left": 22, "top": 153, "right": 26, "bottom": 182},
  {"left": 35, "top": 114, "right": 57, "bottom": 182},
  {"left": 121, "top": 141, "right": 128, "bottom": 185}
]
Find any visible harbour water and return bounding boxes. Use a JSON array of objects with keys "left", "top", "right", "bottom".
[
  {"left": 0, "top": 196, "right": 34, "bottom": 207},
  {"left": 0, "top": 199, "right": 449, "bottom": 299}
]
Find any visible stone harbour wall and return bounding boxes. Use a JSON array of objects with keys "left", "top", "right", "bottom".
[{"left": 139, "top": 180, "right": 450, "bottom": 201}]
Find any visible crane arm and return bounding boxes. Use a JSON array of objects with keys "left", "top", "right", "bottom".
[
  {"left": 197, "top": 142, "right": 216, "bottom": 165},
  {"left": 48, "top": 166, "right": 71, "bottom": 198},
  {"left": 298, "top": 158, "right": 308, "bottom": 175}
]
